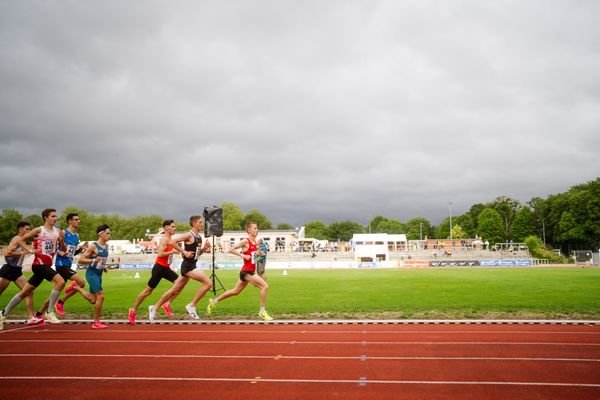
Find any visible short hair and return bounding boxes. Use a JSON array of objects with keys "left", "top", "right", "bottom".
[
  {"left": 66, "top": 213, "right": 79, "bottom": 223},
  {"left": 245, "top": 220, "right": 257, "bottom": 230},
  {"left": 163, "top": 219, "right": 174, "bottom": 228},
  {"left": 41, "top": 208, "right": 56, "bottom": 220},
  {"left": 189, "top": 215, "right": 203, "bottom": 226},
  {"left": 16, "top": 221, "right": 31, "bottom": 230},
  {"left": 96, "top": 224, "right": 110, "bottom": 234}
]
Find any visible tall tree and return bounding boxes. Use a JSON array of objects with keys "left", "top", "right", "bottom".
[
  {"left": 511, "top": 207, "right": 537, "bottom": 242},
  {"left": 477, "top": 208, "right": 505, "bottom": 245},
  {"left": 221, "top": 202, "right": 244, "bottom": 231},
  {"left": 488, "top": 196, "right": 521, "bottom": 240},
  {"left": 305, "top": 220, "right": 328, "bottom": 239},
  {"left": 376, "top": 219, "right": 406, "bottom": 235},
  {"left": 276, "top": 223, "right": 293, "bottom": 230},
  {"left": 0, "top": 209, "right": 23, "bottom": 244},
  {"left": 243, "top": 209, "right": 273, "bottom": 230},
  {"left": 325, "top": 221, "right": 365, "bottom": 242},
  {"left": 405, "top": 217, "right": 432, "bottom": 240}
]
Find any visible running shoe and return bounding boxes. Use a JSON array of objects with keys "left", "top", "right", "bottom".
[
  {"left": 161, "top": 304, "right": 174, "bottom": 317},
  {"left": 26, "top": 317, "right": 46, "bottom": 326},
  {"left": 45, "top": 311, "right": 61, "bottom": 324},
  {"left": 185, "top": 303, "right": 199, "bottom": 320},
  {"left": 148, "top": 305, "right": 156, "bottom": 323},
  {"left": 91, "top": 321, "right": 108, "bottom": 329},
  {"left": 55, "top": 301, "right": 65, "bottom": 316},
  {"left": 128, "top": 308, "right": 136, "bottom": 325},
  {"left": 65, "top": 280, "right": 78, "bottom": 294},
  {"left": 206, "top": 298, "right": 215, "bottom": 316},
  {"left": 258, "top": 311, "right": 273, "bottom": 321}
]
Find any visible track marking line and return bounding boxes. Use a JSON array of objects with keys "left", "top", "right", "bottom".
[
  {"left": 0, "top": 353, "right": 598, "bottom": 362},
  {"left": 0, "top": 376, "right": 599, "bottom": 388},
  {"left": 1, "top": 339, "right": 598, "bottom": 346}
]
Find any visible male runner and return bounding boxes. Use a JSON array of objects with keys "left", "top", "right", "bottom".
[
  {"left": 0, "top": 221, "right": 43, "bottom": 327},
  {"left": 0, "top": 208, "right": 66, "bottom": 329},
  {"left": 150, "top": 215, "right": 212, "bottom": 321},
  {"left": 69, "top": 224, "right": 111, "bottom": 329},
  {"left": 207, "top": 221, "right": 273, "bottom": 321},
  {"left": 128, "top": 219, "right": 191, "bottom": 324},
  {"left": 36, "top": 213, "right": 87, "bottom": 318}
]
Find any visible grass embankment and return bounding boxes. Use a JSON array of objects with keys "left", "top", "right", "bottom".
[{"left": 2, "top": 268, "right": 599, "bottom": 320}]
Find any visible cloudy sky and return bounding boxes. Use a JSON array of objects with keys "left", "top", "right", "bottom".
[{"left": 1, "top": 1, "right": 599, "bottom": 227}]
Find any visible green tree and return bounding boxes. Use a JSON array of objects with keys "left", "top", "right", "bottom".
[
  {"left": 24, "top": 214, "right": 43, "bottom": 228},
  {"left": 455, "top": 214, "right": 475, "bottom": 237},
  {"left": 276, "top": 223, "right": 293, "bottom": 230},
  {"left": 512, "top": 207, "right": 537, "bottom": 242},
  {"left": 305, "top": 220, "right": 328, "bottom": 239},
  {"left": 405, "top": 217, "right": 432, "bottom": 240},
  {"left": 243, "top": 209, "right": 273, "bottom": 230},
  {"left": 369, "top": 215, "right": 388, "bottom": 233},
  {"left": 325, "top": 221, "right": 364, "bottom": 241},
  {"left": 436, "top": 218, "right": 450, "bottom": 239},
  {"left": 0, "top": 209, "right": 23, "bottom": 244},
  {"left": 376, "top": 219, "right": 406, "bottom": 234},
  {"left": 488, "top": 196, "right": 521, "bottom": 240},
  {"left": 59, "top": 206, "right": 98, "bottom": 241},
  {"left": 221, "top": 202, "right": 244, "bottom": 231},
  {"left": 451, "top": 224, "right": 467, "bottom": 239},
  {"left": 477, "top": 208, "right": 504, "bottom": 245},
  {"left": 467, "top": 203, "right": 486, "bottom": 232}
]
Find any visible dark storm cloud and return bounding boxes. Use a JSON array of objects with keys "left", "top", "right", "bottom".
[{"left": 1, "top": 1, "right": 599, "bottom": 226}]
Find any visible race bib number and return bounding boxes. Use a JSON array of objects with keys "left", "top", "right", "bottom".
[
  {"left": 95, "top": 257, "right": 107, "bottom": 270},
  {"left": 42, "top": 241, "right": 55, "bottom": 255},
  {"left": 66, "top": 245, "right": 77, "bottom": 258},
  {"left": 167, "top": 253, "right": 174, "bottom": 265}
]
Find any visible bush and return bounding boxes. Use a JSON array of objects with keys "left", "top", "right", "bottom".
[{"left": 524, "top": 235, "right": 566, "bottom": 264}]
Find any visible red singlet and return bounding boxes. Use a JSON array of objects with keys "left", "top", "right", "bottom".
[
  {"left": 241, "top": 237, "right": 258, "bottom": 273},
  {"left": 155, "top": 244, "right": 173, "bottom": 267},
  {"left": 33, "top": 226, "right": 60, "bottom": 266}
]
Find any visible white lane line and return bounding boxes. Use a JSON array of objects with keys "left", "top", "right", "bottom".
[
  {"left": 1, "top": 339, "right": 598, "bottom": 346},
  {"left": 36, "top": 329, "right": 599, "bottom": 335},
  {"left": 0, "top": 375, "right": 598, "bottom": 388},
  {"left": 0, "top": 353, "right": 598, "bottom": 362}
]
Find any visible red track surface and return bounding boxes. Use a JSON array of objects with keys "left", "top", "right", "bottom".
[{"left": 0, "top": 322, "right": 599, "bottom": 399}]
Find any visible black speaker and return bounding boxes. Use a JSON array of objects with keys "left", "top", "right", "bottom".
[{"left": 203, "top": 205, "right": 223, "bottom": 237}]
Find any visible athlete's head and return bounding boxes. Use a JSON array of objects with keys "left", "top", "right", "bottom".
[
  {"left": 189, "top": 215, "right": 203, "bottom": 227},
  {"left": 66, "top": 213, "right": 80, "bottom": 228},
  {"left": 245, "top": 220, "right": 258, "bottom": 236},
  {"left": 16, "top": 221, "right": 31, "bottom": 235},
  {"left": 97, "top": 224, "right": 111, "bottom": 242},
  {"left": 41, "top": 208, "right": 57, "bottom": 224},
  {"left": 162, "top": 219, "right": 176, "bottom": 234}
]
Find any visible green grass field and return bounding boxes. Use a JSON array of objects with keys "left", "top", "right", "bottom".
[{"left": 2, "top": 268, "right": 599, "bottom": 320}]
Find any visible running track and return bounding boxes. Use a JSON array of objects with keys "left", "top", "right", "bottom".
[{"left": 0, "top": 321, "right": 599, "bottom": 399}]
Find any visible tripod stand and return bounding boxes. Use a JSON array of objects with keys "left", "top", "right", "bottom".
[{"left": 208, "top": 235, "right": 225, "bottom": 295}]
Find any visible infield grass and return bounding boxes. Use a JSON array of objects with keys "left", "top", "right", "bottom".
[{"left": 2, "top": 267, "right": 599, "bottom": 320}]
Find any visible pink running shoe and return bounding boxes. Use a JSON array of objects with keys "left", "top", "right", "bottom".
[
  {"left": 65, "top": 280, "right": 78, "bottom": 295},
  {"left": 161, "top": 304, "right": 174, "bottom": 317},
  {"left": 128, "top": 308, "right": 136, "bottom": 325},
  {"left": 91, "top": 321, "right": 108, "bottom": 329},
  {"left": 26, "top": 316, "right": 46, "bottom": 326},
  {"left": 55, "top": 302, "right": 65, "bottom": 316}
]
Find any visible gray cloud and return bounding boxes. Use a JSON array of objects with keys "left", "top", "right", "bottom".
[{"left": 1, "top": 1, "right": 599, "bottom": 226}]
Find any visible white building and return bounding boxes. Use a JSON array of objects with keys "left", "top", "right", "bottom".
[{"left": 351, "top": 233, "right": 408, "bottom": 262}]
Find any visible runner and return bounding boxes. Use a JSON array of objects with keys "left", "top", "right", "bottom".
[
  {"left": 151, "top": 215, "right": 212, "bottom": 321},
  {"left": 128, "top": 219, "right": 191, "bottom": 324},
  {"left": 207, "top": 221, "right": 273, "bottom": 321},
  {"left": 0, "top": 208, "right": 66, "bottom": 329},
  {"left": 0, "top": 221, "right": 44, "bottom": 328},
  {"left": 36, "top": 213, "right": 88, "bottom": 318},
  {"left": 69, "top": 224, "right": 111, "bottom": 329}
]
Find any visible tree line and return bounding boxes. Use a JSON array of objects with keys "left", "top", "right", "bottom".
[{"left": 1, "top": 178, "right": 598, "bottom": 255}]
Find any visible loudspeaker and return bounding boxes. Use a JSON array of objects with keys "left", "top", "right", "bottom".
[{"left": 203, "top": 205, "right": 223, "bottom": 237}]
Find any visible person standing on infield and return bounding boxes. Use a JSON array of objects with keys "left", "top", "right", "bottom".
[
  {"left": 69, "top": 224, "right": 111, "bottom": 329},
  {"left": 0, "top": 221, "right": 43, "bottom": 327},
  {"left": 0, "top": 208, "right": 66, "bottom": 328},
  {"left": 128, "top": 219, "right": 191, "bottom": 324},
  {"left": 37, "top": 213, "right": 88, "bottom": 318},
  {"left": 151, "top": 215, "right": 212, "bottom": 321},
  {"left": 207, "top": 221, "right": 273, "bottom": 321}
]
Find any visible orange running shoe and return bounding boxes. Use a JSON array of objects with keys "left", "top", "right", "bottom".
[{"left": 161, "top": 304, "right": 174, "bottom": 317}]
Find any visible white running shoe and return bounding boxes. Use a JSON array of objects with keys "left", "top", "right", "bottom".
[
  {"left": 45, "top": 312, "right": 61, "bottom": 324},
  {"left": 148, "top": 305, "right": 156, "bottom": 323},
  {"left": 26, "top": 316, "right": 46, "bottom": 326},
  {"left": 185, "top": 304, "right": 200, "bottom": 320}
]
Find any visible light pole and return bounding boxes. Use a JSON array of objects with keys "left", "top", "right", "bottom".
[
  {"left": 449, "top": 202, "right": 453, "bottom": 240},
  {"left": 419, "top": 222, "right": 423, "bottom": 241}
]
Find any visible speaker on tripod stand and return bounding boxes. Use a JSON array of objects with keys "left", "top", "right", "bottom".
[{"left": 203, "top": 205, "right": 225, "bottom": 295}]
